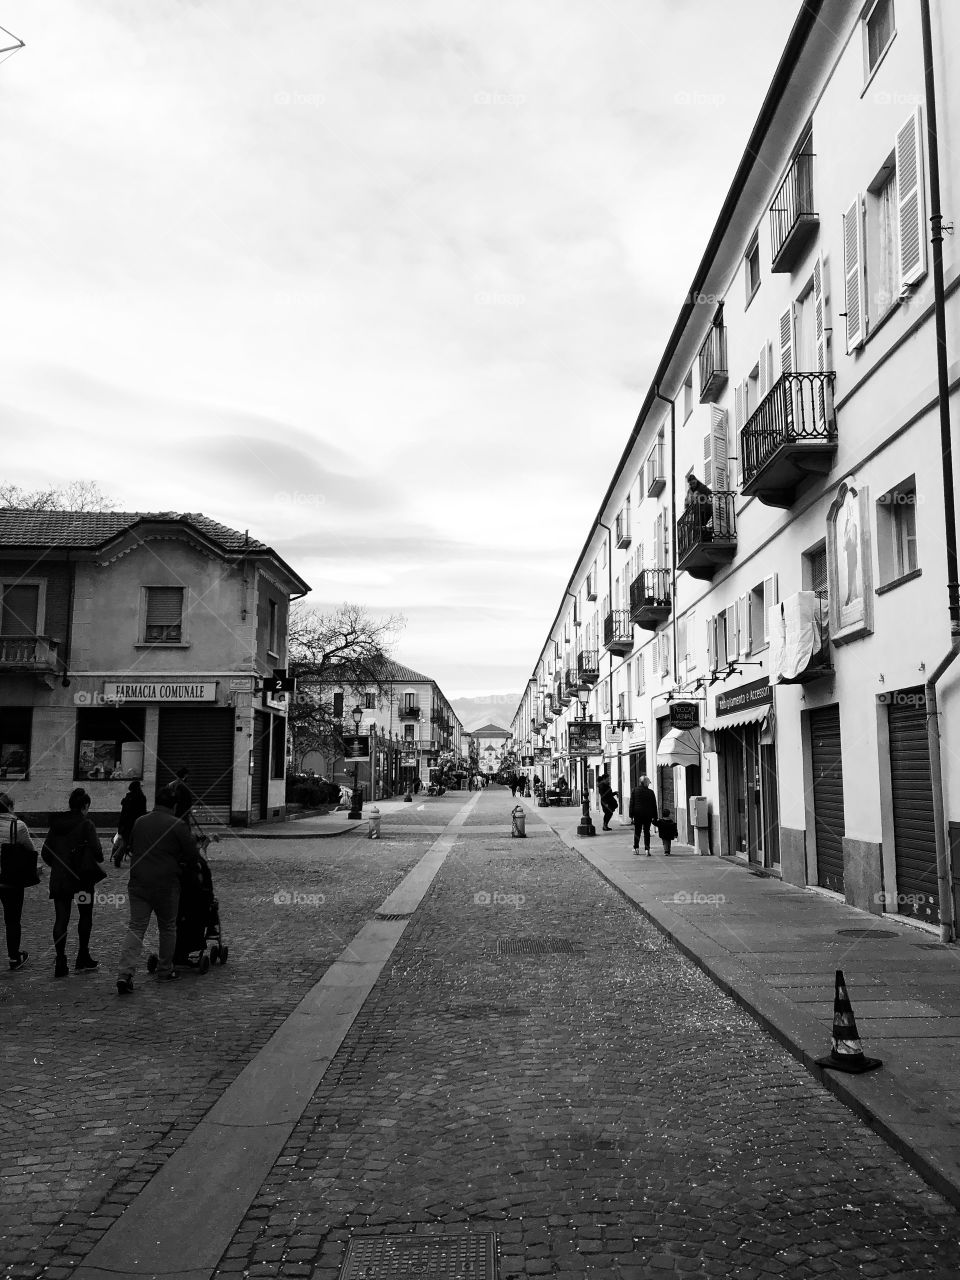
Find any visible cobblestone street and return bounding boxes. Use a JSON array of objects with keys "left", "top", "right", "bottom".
[{"left": 4, "top": 790, "right": 960, "bottom": 1278}]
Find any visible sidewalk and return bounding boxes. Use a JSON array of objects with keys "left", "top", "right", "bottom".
[{"left": 529, "top": 798, "right": 960, "bottom": 1211}]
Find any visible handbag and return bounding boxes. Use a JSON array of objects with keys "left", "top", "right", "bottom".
[
  {"left": 111, "top": 832, "right": 127, "bottom": 868},
  {"left": 0, "top": 819, "right": 41, "bottom": 888},
  {"left": 73, "top": 822, "right": 107, "bottom": 887}
]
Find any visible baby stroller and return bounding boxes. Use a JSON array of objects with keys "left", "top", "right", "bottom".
[{"left": 147, "top": 847, "right": 228, "bottom": 975}]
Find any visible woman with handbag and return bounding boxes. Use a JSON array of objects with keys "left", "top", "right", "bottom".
[
  {"left": 41, "top": 787, "right": 105, "bottom": 978},
  {"left": 0, "top": 791, "right": 40, "bottom": 971},
  {"left": 113, "top": 779, "right": 147, "bottom": 867}
]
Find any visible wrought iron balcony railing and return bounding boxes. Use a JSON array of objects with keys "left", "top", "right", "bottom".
[
  {"left": 577, "top": 650, "right": 600, "bottom": 685},
  {"left": 603, "top": 609, "right": 634, "bottom": 655},
  {"left": 770, "top": 151, "right": 818, "bottom": 272},
  {"left": 398, "top": 704, "right": 421, "bottom": 720},
  {"left": 563, "top": 668, "right": 580, "bottom": 697},
  {"left": 698, "top": 322, "right": 728, "bottom": 403},
  {"left": 676, "top": 492, "right": 737, "bottom": 581},
  {"left": 628, "top": 569, "right": 672, "bottom": 631},
  {"left": 740, "top": 371, "right": 837, "bottom": 507}
]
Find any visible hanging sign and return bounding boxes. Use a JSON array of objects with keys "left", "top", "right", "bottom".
[
  {"left": 569, "top": 721, "right": 602, "bottom": 757},
  {"left": 342, "top": 734, "right": 370, "bottom": 762},
  {"left": 669, "top": 701, "right": 700, "bottom": 730},
  {"left": 605, "top": 725, "right": 623, "bottom": 744}
]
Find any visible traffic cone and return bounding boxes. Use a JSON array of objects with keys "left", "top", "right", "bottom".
[{"left": 816, "top": 969, "right": 882, "bottom": 1074}]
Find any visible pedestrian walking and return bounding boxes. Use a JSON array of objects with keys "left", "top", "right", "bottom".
[
  {"left": 171, "top": 767, "right": 195, "bottom": 820},
  {"left": 116, "top": 784, "right": 201, "bottom": 994},
  {"left": 656, "top": 807, "right": 679, "bottom": 856},
  {"left": 628, "top": 774, "right": 659, "bottom": 854},
  {"left": 113, "top": 779, "right": 147, "bottom": 866},
  {"left": 598, "top": 772, "right": 619, "bottom": 830},
  {"left": 41, "top": 788, "right": 106, "bottom": 977},
  {"left": 0, "top": 792, "right": 40, "bottom": 971},
  {"left": 509, "top": 775, "right": 518, "bottom": 797}
]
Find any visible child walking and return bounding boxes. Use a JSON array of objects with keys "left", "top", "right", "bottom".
[{"left": 656, "top": 807, "right": 679, "bottom": 856}]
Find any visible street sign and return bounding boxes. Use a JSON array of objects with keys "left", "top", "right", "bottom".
[
  {"left": 669, "top": 701, "right": 700, "bottom": 730},
  {"left": 568, "top": 720, "right": 602, "bottom": 757},
  {"left": 342, "top": 734, "right": 370, "bottom": 762},
  {"left": 263, "top": 676, "right": 296, "bottom": 694}
]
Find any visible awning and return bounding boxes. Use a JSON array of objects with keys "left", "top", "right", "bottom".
[
  {"left": 702, "top": 704, "right": 771, "bottom": 732},
  {"left": 656, "top": 727, "right": 701, "bottom": 766}
]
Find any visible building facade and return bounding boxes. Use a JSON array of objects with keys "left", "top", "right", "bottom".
[
  {"left": 299, "top": 660, "right": 465, "bottom": 795},
  {"left": 0, "top": 511, "right": 309, "bottom": 826},
  {"left": 463, "top": 723, "right": 513, "bottom": 776},
  {"left": 513, "top": 0, "right": 960, "bottom": 937}
]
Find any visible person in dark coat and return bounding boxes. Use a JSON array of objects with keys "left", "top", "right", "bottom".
[
  {"left": 628, "top": 774, "right": 659, "bottom": 855},
  {"left": 685, "top": 474, "right": 714, "bottom": 539},
  {"left": 117, "top": 780, "right": 147, "bottom": 848},
  {"left": 171, "top": 768, "right": 195, "bottom": 820},
  {"left": 42, "top": 788, "right": 104, "bottom": 977},
  {"left": 655, "top": 807, "right": 680, "bottom": 856},
  {"left": 597, "top": 772, "right": 618, "bottom": 831},
  {"left": 0, "top": 791, "right": 38, "bottom": 972},
  {"left": 116, "top": 784, "right": 200, "bottom": 994}
]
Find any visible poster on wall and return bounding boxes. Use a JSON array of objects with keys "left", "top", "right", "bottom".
[{"left": 826, "top": 477, "right": 873, "bottom": 645}]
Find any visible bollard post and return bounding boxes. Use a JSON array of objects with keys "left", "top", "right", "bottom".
[
  {"left": 511, "top": 805, "right": 526, "bottom": 838},
  {"left": 368, "top": 805, "right": 381, "bottom": 839}
]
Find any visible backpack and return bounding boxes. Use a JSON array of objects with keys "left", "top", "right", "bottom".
[{"left": 0, "top": 819, "right": 41, "bottom": 888}]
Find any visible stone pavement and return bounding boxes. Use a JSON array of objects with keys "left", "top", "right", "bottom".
[
  {"left": 5, "top": 788, "right": 959, "bottom": 1279},
  {"left": 531, "top": 797, "right": 960, "bottom": 1212}
]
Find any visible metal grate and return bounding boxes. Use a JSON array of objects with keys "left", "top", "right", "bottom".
[
  {"left": 497, "top": 936, "right": 582, "bottom": 956},
  {"left": 374, "top": 912, "right": 412, "bottom": 922},
  {"left": 339, "top": 1231, "right": 497, "bottom": 1280},
  {"left": 835, "top": 928, "right": 898, "bottom": 939}
]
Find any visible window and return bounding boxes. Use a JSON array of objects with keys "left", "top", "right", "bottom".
[
  {"left": 864, "top": 0, "right": 895, "bottom": 79},
  {"left": 803, "top": 542, "right": 829, "bottom": 596},
  {"left": 0, "top": 582, "right": 41, "bottom": 636},
  {"left": 404, "top": 724, "right": 415, "bottom": 741},
  {"left": 865, "top": 158, "right": 898, "bottom": 322},
  {"left": 686, "top": 609, "right": 697, "bottom": 669},
  {"left": 877, "top": 478, "right": 919, "bottom": 585},
  {"left": 271, "top": 714, "right": 286, "bottom": 779},
  {"left": 748, "top": 575, "right": 779, "bottom": 649},
  {"left": 0, "top": 707, "right": 32, "bottom": 780},
  {"left": 683, "top": 370, "right": 694, "bottom": 422},
  {"left": 364, "top": 692, "right": 376, "bottom": 709},
  {"left": 75, "top": 708, "right": 146, "bottom": 781},
  {"left": 676, "top": 616, "right": 687, "bottom": 673},
  {"left": 333, "top": 690, "right": 344, "bottom": 719},
  {"left": 144, "top": 586, "right": 184, "bottom": 644},
  {"left": 745, "top": 233, "right": 761, "bottom": 305},
  {"left": 268, "top": 599, "right": 279, "bottom": 655},
  {"left": 635, "top": 652, "right": 645, "bottom": 695}
]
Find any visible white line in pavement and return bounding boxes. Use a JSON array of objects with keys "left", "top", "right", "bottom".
[{"left": 71, "top": 791, "right": 481, "bottom": 1280}]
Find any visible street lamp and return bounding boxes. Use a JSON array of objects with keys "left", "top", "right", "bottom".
[
  {"left": 348, "top": 703, "right": 364, "bottom": 819},
  {"left": 576, "top": 696, "right": 595, "bottom": 838}
]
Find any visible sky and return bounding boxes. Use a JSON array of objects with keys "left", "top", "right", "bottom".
[{"left": 0, "top": 1, "right": 799, "bottom": 699}]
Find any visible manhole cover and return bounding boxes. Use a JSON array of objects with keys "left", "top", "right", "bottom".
[
  {"left": 835, "top": 928, "right": 899, "bottom": 939},
  {"left": 497, "top": 936, "right": 582, "bottom": 956},
  {"left": 339, "top": 1231, "right": 497, "bottom": 1280},
  {"left": 375, "top": 912, "right": 412, "bottom": 921}
]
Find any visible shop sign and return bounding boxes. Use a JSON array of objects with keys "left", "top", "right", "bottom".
[
  {"left": 521, "top": 755, "right": 535, "bottom": 766},
  {"left": 402, "top": 753, "right": 417, "bottom": 766},
  {"left": 535, "top": 746, "right": 551, "bottom": 761},
  {"left": 670, "top": 701, "right": 700, "bottom": 730},
  {"left": 568, "top": 720, "right": 602, "bottom": 757},
  {"left": 715, "top": 678, "right": 773, "bottom": 717},
  {"left": 605, "top": 725, "right": 623, "bottom": 744},
  {"left": 103, "top": 681, "right": 217, "bottom": 702},
  {"left": 342, "top": 734, "right": 370, "bottom": 762}
]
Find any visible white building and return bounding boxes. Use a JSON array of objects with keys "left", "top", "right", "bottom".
[{"left": 513, "top": 0, "right": 960, "bottom": 938}]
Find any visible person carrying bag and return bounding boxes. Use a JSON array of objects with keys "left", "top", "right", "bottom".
[
  {"left": 0, "top": 792, "right": 40, "bottom": 971},
  {"left": 42, "top": 788, "right": 105, "bottom": 978}
]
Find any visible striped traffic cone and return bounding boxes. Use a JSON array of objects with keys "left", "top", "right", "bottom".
[{"left": 816, "top": 969, "right": 882, "bottom": 1074}]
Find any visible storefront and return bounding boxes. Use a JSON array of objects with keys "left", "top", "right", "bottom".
[
  {"left": 706, "top": 678, "right": 780, "bottom": 869},
  {"left": 655, "top": 702, "right": 702, "bottom": 843}
]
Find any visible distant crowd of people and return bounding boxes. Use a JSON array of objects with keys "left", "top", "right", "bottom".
[{"left": 0, "top": 767, "right": 204, "bottom": 995}]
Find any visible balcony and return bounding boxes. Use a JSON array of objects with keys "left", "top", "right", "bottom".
[
  {"left": 555, "top": 679, "right": 570, "bottom": 708},
  {"left": 740, "top": 372, "right": 837, "bottom": 507},
  {"left": 698, "top": 322, "right": 728, "bottom": 403},
  {"left": 629, "top": 569, "right": 672, "bottom": 631},
  {"left": 677, "top": 492, "right": 737, "bottom": 581},
  {"left": 563, "top": 668, "right": 580, "bottom": 698},
  {"left": 646, "top": 445, "right": 665, "bottom": 497},
  {"left": 770, "top": 151, "right": 818, "bottom": 273},
  {"left": 615, "top": 510, "right": 631, "bottom": 548},
  {"left": 585, "top": 573, "right": 597, "bottom": 601},
  {"left": 0, "top": 635, "right": 60, "bottom": 673},
  {"left": 603, "top": 609, "right": 634, "bottom": 656},
  {"left": 398, "top": 704, "right": 421, "bottom": 721},
  {"left": 577, "top": 650, "right": 600, "bottom": 686}
]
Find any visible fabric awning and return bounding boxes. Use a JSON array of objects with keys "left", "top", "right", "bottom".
[
  {"left": 656, "top": 727, "right": 701, "bottom": 766},
  {"left": 701, "top": 704, "right": 771, "bottom": 732}
]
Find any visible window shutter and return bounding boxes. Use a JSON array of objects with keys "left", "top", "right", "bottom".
[
  {"left": 703, "top": 432, "right": 712, "bottom": 489},
  {"left": 711, "top": 406, "right": 729, "bottom": 490},
  {"left": 724, "top": 603, "right": 738, "bottom": 664},
  {"left": 734, "top": 381, "right": 745, "bottom": 431},
  {"left": 707, "top": 616, "right": 718, "bottom": 672},
  {"left": 813, "top": 255, "right": 828, "bottom": 429},
  {"left": 842, "top": 196, "right": 865, "bottom": 351},
  {"left": 653, "top": 513, "right": 664, "bottom": 569},
  {"left": 146, "top": 587, "right": 183, "bottom": 626},
  {"left": 738, "top": 593, "right": 751, "bottom": 657},
  {"left": 762, "top": 574, "right": 779, "bottom": 643},
  {"left": 661, "top": 631, "right": 671, "bottom": 677},
  {"left": 686, "top": 608, "right": 696, "bottom": 668},
  {"left": 676, "top": 615, "right": 687, "bottom": 671},
  {"left": 778, "top": 307, "right": 794, "bottom": 376},
  {"left": 638, "top": 651, "right": 645, "bottom": 693},
  {"left": 896, "top": 108, "right": 926, "bottom": 287},
  {"left": 758, "top": 342, "right": 770, "bottom": 399}
]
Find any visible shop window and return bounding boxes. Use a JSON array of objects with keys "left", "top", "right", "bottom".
[
  {"left": 877, "top": 477, "right": 919, "bottom": 585},
  {"left": 143, "top": 586, "right": 184, "bottom": 644},
  {"left": 0, "top": 707, "right": 32, "bottom": 780},
  {"left": 75, "top": 708, "right": 146, "bottom": 781},
  {"left": 271, "top": 714, "right": 286, "bottom": 780}
]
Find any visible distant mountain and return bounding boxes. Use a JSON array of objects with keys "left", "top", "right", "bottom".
[{"left": 450, "top": 693, "right": 520, "bottom": 734}]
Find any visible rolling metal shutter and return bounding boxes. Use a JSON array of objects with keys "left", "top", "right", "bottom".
[
  {"left": 156, "top": 708, "right": 235, "bottom": 823},
  {"left": 251, "top": 711, "right": 270, "bottom": 821},
  {"left": 889, "top": 688, "right": 939, "bottom": 924},
  {"left": 810, "top": 705, "right": 844, "bottom": 894}
]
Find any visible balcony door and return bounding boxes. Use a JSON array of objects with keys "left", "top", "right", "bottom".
[{"left": 794, "top": 284, "right": 816, "bottom": 372}]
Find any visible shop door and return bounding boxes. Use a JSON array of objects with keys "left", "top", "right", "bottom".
[
  {"left": 629, "top": 749, "right": 647, "bottom": 793},
  {"left": 810, "top": 705, "right": 844, "bottom": 894},
  {"left": 655, "top": 720, "right": 674, "bottom": 819},
  {"left": 719, "top": 730, "right": 747, "bottom": 856},
  {"left": 251, "top": 711, "right": 270, "bottom": 821},
  {"left": 889, "top": 688, "right": 939, "bottom": 924},
  {"left": 760, "top": 744, "right": 780, "bottom": 869},
  {"left": 156, "top": 707, "right": 235, "bottom": 824}
]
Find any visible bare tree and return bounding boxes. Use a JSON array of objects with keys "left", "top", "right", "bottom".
[
  {"left": 0, "top": 480, "right": 118, "bottom": 511},
  {"left": 287, "top": 602, "right": 405, "bottom": 764}
]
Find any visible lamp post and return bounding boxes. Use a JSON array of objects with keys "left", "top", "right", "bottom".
[
  {"left": 348, "top": 703, "right": 364, "bottom": 819},
  {"left": 576, "top": 696, "right": 595, "bottom": 838}
]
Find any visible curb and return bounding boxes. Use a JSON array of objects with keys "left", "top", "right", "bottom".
[{"left": 544, "top": 814, "right": 960, "bottom": 1214}]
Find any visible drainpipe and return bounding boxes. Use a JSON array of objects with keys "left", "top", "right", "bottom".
[
  {"left": 60, "top": 549, "right": 74, "bottom": 688},
  {"left": 596, "top": 517, "right": 616, "bottom": 725},
  {"left": 920, "top": 0, "right": 959, "bottom": 944},
  {"left": 653, "top": 385, "right": 679, "bottom": 687}
]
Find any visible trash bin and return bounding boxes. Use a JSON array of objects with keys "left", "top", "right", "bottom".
[
  {"left": 511, "top": 805, "right": 526, "bottom": 838},
  {"left": 367, "top": 806, "right": 381, "bottom": 840}
]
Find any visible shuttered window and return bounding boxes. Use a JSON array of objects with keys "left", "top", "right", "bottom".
[
  {"left": 704, "top": 406, "right": 729, "bottom": 491},
  {"left": 0, "top": 583, "right": 40, "bottom": 637},
  {"left": 686, "top": 609, "right": 697, "bottom": 669},
  {"left": 842, "top": 196, "right": 866, "bottom": 351},
  {"left": 778, "top": 307, "right": 794, "bottom": 376},
  {"left": 896, "top": 108, "right": 926, "bottom": 287},
  {"left": 144, "top": 587, "right": 184, "bottom": 643}
]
